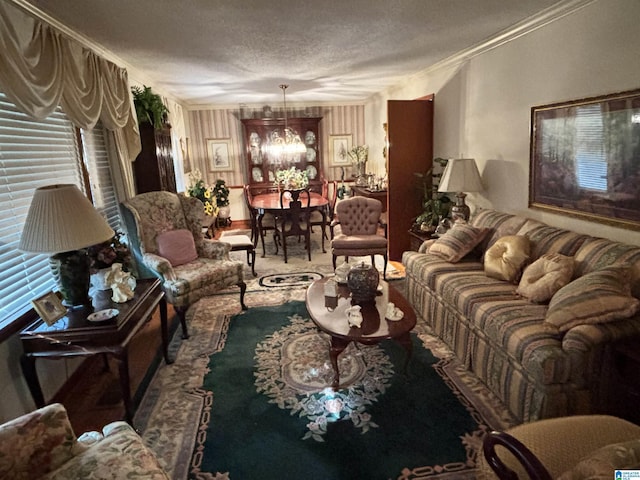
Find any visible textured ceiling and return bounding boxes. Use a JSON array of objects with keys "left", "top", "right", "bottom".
[{"left": 22, "top": 0, "right": 564, "bottom": 106}]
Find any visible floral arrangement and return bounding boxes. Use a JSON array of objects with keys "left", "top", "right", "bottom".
[
  {"left": 187, "top": 169, "right": 217, "bottom": 216},
  {"left": 87, "top": 231, "right": 132, "bottom": 273},
  {"left": 347, "top": 145, "right": 369, "bottom": 165},
  {"left": 212, "top": 179, "right": 230, "bottom": 207},
  {"left": 274, "top": 166, "right": 309, "bottom": 190}
]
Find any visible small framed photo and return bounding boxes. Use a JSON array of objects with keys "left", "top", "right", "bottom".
[
  {"left": 31, "top": 291, "right": 67, "bottom": 326},
  {"left": 329, "top": 134, "right": 352, "bottom": 166},
  {"left": 207, "top": 138, "right": 233, "bottom": 172}
]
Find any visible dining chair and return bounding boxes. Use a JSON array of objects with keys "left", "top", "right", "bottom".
[
  {"left": 330, "top": 196, "right": 388, "bottom": 279},
  {"left": 310, "top": 179, "right": 337, "bottom": 248},
  {"left": 273, "top": 188, "right": 312, "bottom": 263},
  {"left": 243, "top": 184, "right": 275, "bottom": 256}
]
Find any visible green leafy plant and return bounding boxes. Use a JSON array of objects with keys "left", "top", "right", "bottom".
[
  {"left": 412, "top": 157, "right": 451, "bottom": 231},
  {"left": 212, "top": 179, "right": 230, "bottom": 207},
  {"left": 131, "top": 85, "right": 169, "bottom": 129}
]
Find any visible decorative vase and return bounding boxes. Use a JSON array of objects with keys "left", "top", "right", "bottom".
[
  {"left": 218, "top": 205, "right": 231, "bottom": 219},
  {"left": 90, "top": 267, "right": 113, "bottom": 291},
  {"left": 347, "top": 262, "right": 379, "bottom": 305}
]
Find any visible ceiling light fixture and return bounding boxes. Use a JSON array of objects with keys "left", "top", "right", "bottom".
[{"left": 264, "top": 84, "right": 306, "bottom": 164}]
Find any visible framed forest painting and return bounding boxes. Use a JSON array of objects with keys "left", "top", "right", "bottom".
[{"left": 529, "top": 89, "right": 640, "bottom": 229}]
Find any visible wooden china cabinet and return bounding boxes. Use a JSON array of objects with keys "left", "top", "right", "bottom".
[
  {"left": 133, "top": 122, "right": 177, "bottom": 194},
  {"left": 241, "top": 117, "right": 323, "bottom": 190}
]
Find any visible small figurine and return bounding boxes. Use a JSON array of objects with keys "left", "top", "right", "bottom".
[
  {"left": 105, "top": 263, "right": 136, "bottom": 303},
  {"left": 346, "top": 305, "right": 363, "bottom": 328},
  {"left": 335, "top": 261, "right": 350, "bottom": 284}
]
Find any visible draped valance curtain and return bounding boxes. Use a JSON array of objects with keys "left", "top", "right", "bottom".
[{"left": 0, "top": 1, "right": 140, "bottom": 199}]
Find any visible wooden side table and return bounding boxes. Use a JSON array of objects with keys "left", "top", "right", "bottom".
[
  {"left": 601, "top": 339, "right": 640, "bottom": 424},
  {"left": 20, "top": 278, "right": 169, "bottom": 425},
  {"left": 408, "top": 230, "right": 432, "bottom": 251}
]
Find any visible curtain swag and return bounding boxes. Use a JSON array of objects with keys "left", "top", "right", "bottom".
[{"left": 0, "top": 1, "right": 140, "bottom": 198}]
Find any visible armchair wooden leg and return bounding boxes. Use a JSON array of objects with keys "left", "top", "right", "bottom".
[
  {"left": 176, "top": 307, "right": 189, "bottom": 339},
  {"left": 239, "top": 281, "right": 248, "bottom": 310}
]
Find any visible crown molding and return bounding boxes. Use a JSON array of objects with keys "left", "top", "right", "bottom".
[{"left": 417, "top": 0, "right": 597, "bottom": 76}]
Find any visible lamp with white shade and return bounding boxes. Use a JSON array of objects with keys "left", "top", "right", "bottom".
[
  {"left": 19, "top": 184, "right": 115, "bottom": 307},
  {"left": 438, "top": 158, "right": 483, "bottom": 222}
]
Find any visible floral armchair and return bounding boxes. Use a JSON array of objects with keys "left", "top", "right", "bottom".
[
  {"left": 122, "top": 191, "right": 247, "bottom": 337},
  {"left": 0, "top": 403, "right": 169, "bottom": 479}
]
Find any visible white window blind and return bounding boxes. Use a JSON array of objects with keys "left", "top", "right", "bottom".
[
  {"left": 575, "top": 104, "right": 607, "bottom": 192},
  {"left": 81, "top": 125, "right": 121, "bottom": 231},
  {"left": 0, "top": 93, "right": 81, "bottom": 329},
  {"left": 0, "top": 92, "right": 120, "bottom": 330}
]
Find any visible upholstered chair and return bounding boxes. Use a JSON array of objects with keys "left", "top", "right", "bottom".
[
  {"left": 478, "top": 415, "right": 640, "bottom": 479},
  {"left": 121, "top": 191, "right": 247, "bottom": 338},
  {"left": 330, "top": 196, "right": 388, "bottom": 279}
]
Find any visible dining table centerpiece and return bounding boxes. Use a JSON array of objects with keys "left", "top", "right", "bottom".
[{"left": 274, "top": 166, "right": 309, "bottom": 195}]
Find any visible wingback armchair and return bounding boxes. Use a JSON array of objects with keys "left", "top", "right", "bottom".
[
  {"left": 331, "top": 196, "right": 388, "bottom": 279},
  {"left": 122, "top": 191, "right": 247, "bottom": 337}
]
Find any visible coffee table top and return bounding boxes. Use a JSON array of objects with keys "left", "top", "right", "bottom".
[{"left": 305, "top": 277, "right": 416, "bottom": 342}]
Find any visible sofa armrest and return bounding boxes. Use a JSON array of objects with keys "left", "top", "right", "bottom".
[
  {"left": 141, "top": 252, "right": 176, "bottom": 281},
  {"left": 562, "top": 316, "right": 640, "bottom": 353},
  {"left": 0, "top": 403, "right": 77, "bottom": 479},
  {"left": 43, "top": 420, "right": 170, "bottom": 480},
  {"left": 200, "top": 238, "right": 231, "bottom": 260}
]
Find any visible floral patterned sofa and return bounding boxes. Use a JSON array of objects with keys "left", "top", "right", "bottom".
[
  {"left": 402, "top": 209, "right": 640, "bottom": 423},
  {"left": 0, "top": 403, "right": 169, "bottom": 479}
]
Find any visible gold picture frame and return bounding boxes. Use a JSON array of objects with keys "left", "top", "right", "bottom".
[
  {"left": 329, "top": 134, "right": 352, "bottom": 166},
  {"left": 32, "top": 291, "right": 67, "bottom": 326},
  {"left": 207, "top": 138, "right": 233, "bottom": 172}
]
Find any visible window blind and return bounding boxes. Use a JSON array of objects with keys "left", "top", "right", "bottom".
[
  {"left": 0, "top": 93, "right": 82, "bottom": 329},
  {"left": 0, "top": 92, "right": 120, "bottom": 331},
  {"left": 81, "top": 125, "right": 121, "bottom": 231}
]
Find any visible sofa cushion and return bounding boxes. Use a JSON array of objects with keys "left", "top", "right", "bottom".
[
  {"left": 558, "top": 438, "right": 640, "bottom": 480},
  {"left": 428, "top": 223, "right": 489, "bottom": 262},
  {"left": 156, "top": 229, "right": 198, "bottom": 266},
  {"left": 484, "top": 235, "right": 531, "bottom": 283},
  {"left": 517, "top": 253, "right": 575, "bottom": 303},
  {"left": 517, "top": 223, "right": 590, "bottom": 260},
  {"left": 471, "top": 209, "right": 529, "bottom": 253},
  {"left": 545, "top": 265, "right": 640, "bottom": 332}
]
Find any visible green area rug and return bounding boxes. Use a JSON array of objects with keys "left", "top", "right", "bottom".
[
  {"left": 136, "top": 285, "right": 516, "bottom": 480},
  {"left": 190, "top": 302, "right": 499, "bottom": 479}
]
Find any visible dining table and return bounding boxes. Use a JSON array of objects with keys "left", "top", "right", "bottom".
[{"left": 250, "top": 191, "right": 329, "bottom": 257}]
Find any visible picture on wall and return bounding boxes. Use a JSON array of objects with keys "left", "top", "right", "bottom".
[
  {"left": 207, "top": 138, "right": 233, "bottom": 172},
  {"left": 529, "top": 89, "right": 640, "bottom": 230},
  {"left": 329, "top": 134, "right": 352, "bottom": 166}
]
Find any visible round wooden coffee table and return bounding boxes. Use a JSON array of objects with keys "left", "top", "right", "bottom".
[{"left": 305, "top": 277, "right": 417, "bottom": 390}]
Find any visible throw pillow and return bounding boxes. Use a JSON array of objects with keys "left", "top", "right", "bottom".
[
  {"left": 156, "top": 229, "right": 198, "bottom": 266},
  {"left": 544, "top": 265, "right": 640, "bottom": 332},
  {"left": 483, "top": 235, "right": 531, "bottom": 283},
  {"left": 517, "top": 253, "right": 575, "bottom": 303},
  {"left": 428, "top": 223, "right": 489, "bottom": 263},
  {"left": 558, "top": 438, "right": 640, "bottom": 480}
]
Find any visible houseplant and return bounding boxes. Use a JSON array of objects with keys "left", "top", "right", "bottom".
[
  {"left": 412, "top": 157, "right": 451, "bottom": 232},
  {"left": 212, "top": 179, "right": 230, "bottom": 220},
  {"left": 187, "top": 169, "right": 217, "bottom": 217},
  {"left": 131, "top": 85, "right": 169, "bottom": 129}
]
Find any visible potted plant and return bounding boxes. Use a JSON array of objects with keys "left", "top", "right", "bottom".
[
  {"left": 213, "top": 179, "right": 231, "bottom": 222},
  {"left": 412, "top": 158, "right": 451, "bottom": 233},
  {"left": 187, "top": 169, "right": 217, "bottom": 220},
  {"left": 131, "top": 85, "right": 169, "bottom": 129}
]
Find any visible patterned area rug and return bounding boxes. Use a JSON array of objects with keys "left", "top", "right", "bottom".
[
  {"left": 135, "top": 291, "right": 517, "bottom": 480},
  {"left": 259, "top": 271, "right": 323, "bottom": 287}
]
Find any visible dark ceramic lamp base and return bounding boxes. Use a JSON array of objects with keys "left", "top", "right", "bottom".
[{"left": 49, "top": 250, "right": 92, "bottom": 307}]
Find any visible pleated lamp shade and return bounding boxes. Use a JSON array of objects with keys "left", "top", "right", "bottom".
[
  {"left": 438, "top": 158, "right": 483, "bottom": 194},
  {"left": 19, "top": 184, "right": 114, "bottom": 254}
]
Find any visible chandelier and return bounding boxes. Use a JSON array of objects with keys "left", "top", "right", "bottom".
[{"left": 264, "top": 84, "right": 307, "bottom": 163}]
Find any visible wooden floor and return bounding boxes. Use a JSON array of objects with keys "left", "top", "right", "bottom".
[{"left": 58, "top": 220, "right": 250, "bottom": 434}]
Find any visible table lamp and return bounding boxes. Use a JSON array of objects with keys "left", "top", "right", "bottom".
[
  {"left": 438, "top": 158, "right": 483, "bottom": 221},
  {"left": 19, "top": 184, "right": 115, "bottom": 307}
]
